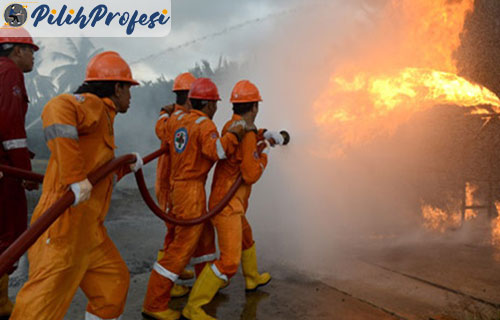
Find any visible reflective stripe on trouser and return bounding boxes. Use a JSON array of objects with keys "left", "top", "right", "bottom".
[
  {"left": 212, "top": 204, "right": 244, "bottom": 280},
  {"left": 85, "top": 311, "right": 122, "bottom": 320},
  {"left": 10, "top": 235, "right": 129, "bottom": 320},
  {"left": 143, "top": 180, "right": 207, "bottom": 312},
  {"left": 191, "top": 222, "right": 216, "bottom": 265}
]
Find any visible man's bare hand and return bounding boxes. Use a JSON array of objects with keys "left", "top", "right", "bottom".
[
  {"left": 161, "top": 104, "right": 175, "bottom": 115},
  {"left": 228, "top": 120, "right": 246, "bottom": 141}
]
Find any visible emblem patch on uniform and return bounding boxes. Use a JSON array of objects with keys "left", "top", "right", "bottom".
[
  {"left": 73, "top": 94, "right": 85, "bottom": 102},
  {"left": 253, "top": 151, "right": 259, "bottom": 160},
  {"left": 12, "top": 85, "right": 21, "bottom": 97},
  {"left": 174, "top": 127, "right": 188, "bottom": 153},
  {"left": 210, "top": 132, "right": 218, "bottom": 139}
]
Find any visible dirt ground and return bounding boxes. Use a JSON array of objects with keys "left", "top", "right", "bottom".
[{"left": 6, "top": 189, "right": 500, "bottom": 319}]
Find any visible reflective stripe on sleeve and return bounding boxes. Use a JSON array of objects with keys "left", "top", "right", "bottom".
[
  {"left": 177, "top": 113, "right": 186, "bottom": 120},
  {"left": 2, "top": 138, "right": 27, "bottom": 150},
  {"left": 85, "top": 311, "right": 122, "bottom": 320},
  {"left": 216, "top": 138, "right": 226, "bottom": 160},
  {"left": 159, "top": 113, "right": 169, "bottom": 120},
  {"left": 173, "top": 110, "right": 182, "bottom": 116},
  {"left": 153, "top": 262, "right": 179, "bottom": 282},
  {"left": 44, "top": 124, "right": 79, "bottom": 142},
  {"left": 211, "top": 263, "right": 228, "bottom": 282},
  {"left": 195, "top": 116, "right": 208, "bottom": 124}
]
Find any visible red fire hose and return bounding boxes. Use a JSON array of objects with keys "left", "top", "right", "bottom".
[
  {"left": 135, "top": 168, "right": 244, "bottom": 226},
  {"left": 0, "top": 130, "right": 290, "bottom": 276},
  {"left": 0, "top": 153, "right": 138, "bottom": 276},
  {"left": 0, "top": 164, "right": 44, "bottom": 183}
]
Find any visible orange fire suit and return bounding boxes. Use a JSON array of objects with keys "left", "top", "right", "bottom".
[
  {"left": 154, "top": 105, "right": 215, "bottom": 271},
  {"left": 0, "top": 57, "right": 31, "bottom": 274},
  {"left": 11, "top": 93, "right": 129, "bottom": 320},
  {"left": 207, "top": 115, "right": 268, "bottom": 280},
  {"left": 143, "top": 109, "right": 239, "bottom": 313}
]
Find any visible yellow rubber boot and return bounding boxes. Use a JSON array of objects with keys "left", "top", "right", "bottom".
[
  {"left": 182, "top": 264, "right": 225, "bottom": 320},
  {"left": 170, "top": 284, "right": 190, "bottom": 298},
  {"left": 0, "top": 274, "right": 13, "bottom": 318},
  {"left": 142, "top": 308, "right": 180, "bottom": 320},
  {"left": 241, "top": 244, "right": 271, "bottom": 291}
]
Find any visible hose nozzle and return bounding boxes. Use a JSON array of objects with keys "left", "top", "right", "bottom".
[{"left": 280, "top": 130, "right": 290, "bottom": 145}]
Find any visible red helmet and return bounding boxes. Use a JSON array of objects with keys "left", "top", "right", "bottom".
[
  {"left": 85, "top": 51, "right": 139, "bottom": 85},
  {"left": 0, "top": 28, "right": 39, "bottom": 51},
  {"left": 173, "top": 72, "right": 196, "bottom": 91},
  {"left": 230, "top": 80, "right": 262, "bottom": 103},
  {"left": 188, "top": 78, "right": 221, "bottom": 101}
]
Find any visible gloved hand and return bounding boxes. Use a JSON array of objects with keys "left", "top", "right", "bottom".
[
  {"left": 228, "top": 120, "right": 246, "bottom": 141},
  {"left": 70, "top": 178, "right": 92, "bottom": 206},
  {"left": 130, "top": 152, "right": 144, "bottom": 172},
  {"left": 258, "top": 139, "right": 271, "bottom": 155},
  {"left": 263, "top": 130, "right": 284, "bottom": 146}
]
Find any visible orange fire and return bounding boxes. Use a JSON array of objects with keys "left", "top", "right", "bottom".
[
  {"left": 421, "top": 204, "right": 461, "bottom": 233},
  {"left": 493, "top": 202, "right": 500, "bottom": 248},
  {"left": 421, "top": 182, "right": 480, "bottom": 232},
  {"left": 313, "top": 0, "right": 500, "bottom": 157},
  {"left": 464, "top": 182, "right": 478, "bottom": 221}
]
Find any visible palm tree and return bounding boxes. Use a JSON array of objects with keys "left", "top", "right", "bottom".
[
  {"left": 25, "top": 45, "right": 57, "bottom": 108},
  {"left": 50, "top": 38, "right": 103, "bottom": 93}
]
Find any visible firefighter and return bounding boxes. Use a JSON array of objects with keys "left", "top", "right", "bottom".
[
  {"left": 154, "top": 72, "right": 199, "bottom": 298},
  {"left": 0, "top": 27, "right": 39, "bottom": 318},
  {"left": 10, "top": 51, "right": 141, "bottom": 320},
  {"left": 142, "top": 78, "right": 245, "bottom": 320},
  {"left": 182, "top": 80, "right": 284, "bottom": 320}
]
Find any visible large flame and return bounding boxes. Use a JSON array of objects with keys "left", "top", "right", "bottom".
[{"left": 313, "top": 0, "right": 500, "bottom": 156}]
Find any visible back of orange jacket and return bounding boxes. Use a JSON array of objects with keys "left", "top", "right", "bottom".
[
  {"left": 209, "top": 115, "right": 268, "bottom": 211},
  {"left": 168, "top": 109, "right": 239, "bottom": 184},
  {"left": 34, "top": 93, "right": 117, "bottom": 249},
  {"left": 154, "top": 104, "right": 188, "bottom": 208}
]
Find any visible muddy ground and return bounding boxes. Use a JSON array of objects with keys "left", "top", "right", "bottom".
[{"left": 6, "top": 188, "right": 500, "bottom": 319}]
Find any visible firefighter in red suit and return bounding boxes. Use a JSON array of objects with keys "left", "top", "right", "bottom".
[{"left": 0, "top": 27, "right": 39, "bottom": 317}]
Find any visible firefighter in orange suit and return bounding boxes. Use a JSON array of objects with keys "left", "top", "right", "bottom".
[
  {"left": 10, "top": 51, "right": 141, "bottom": 320},
  {"left": 182, "top": 80, "right": 285, "bottom": 320},
  {"left": 142, "top": 78, "right": 245, "bottom": 320},
  {"left": 0, "top": 27, "right": 39, "bottom": 318},
  {"left": 154, "top": 72, "right": 199, "bottom": 298}
]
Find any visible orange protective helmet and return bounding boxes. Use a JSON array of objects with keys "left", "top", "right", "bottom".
[
  {"left": 230, "top": 80, "right": 262, "bottom": 103},
  {"left": 85, "top": 51, "right": 139, "bottom": 85},
  {"left": 173, "top": 72, "right": 196, "bottom": 92},
  {"left": 188, "top": 78, "right": 221, "bottom": 101},
  {"left": 0, "top": 27, "right": 39, "bottom": 51}
]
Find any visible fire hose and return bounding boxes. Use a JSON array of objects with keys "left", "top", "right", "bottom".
[{"left": 0, "top": 130, "right": 290, "bottom": 276}]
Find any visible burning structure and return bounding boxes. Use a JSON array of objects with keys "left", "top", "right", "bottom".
[{"left": 311, "top": 0, "right": 500, "bottom": 243}]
